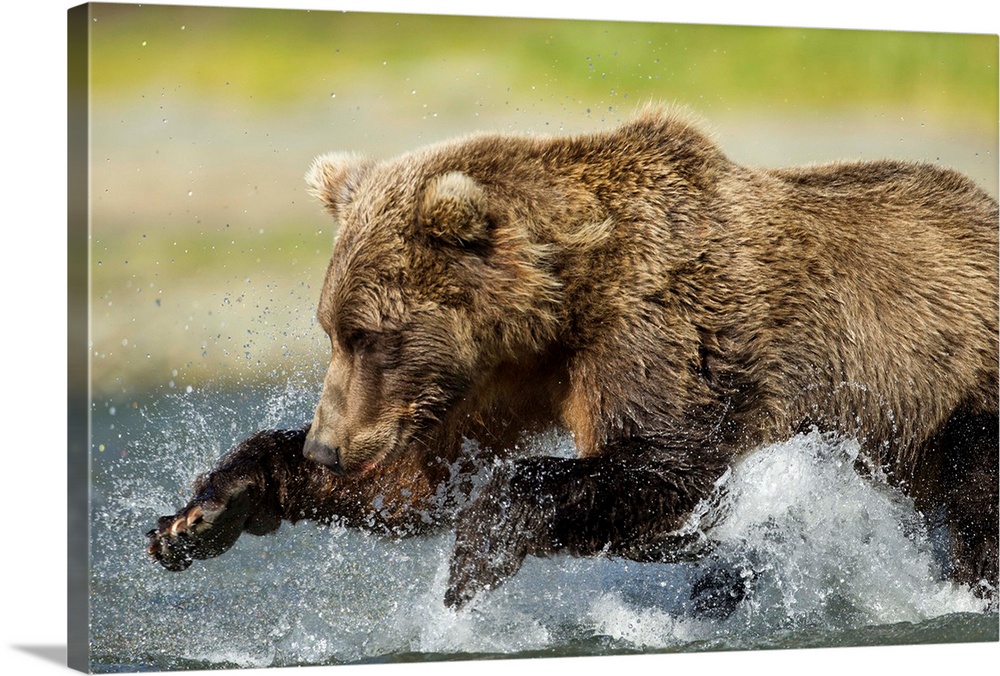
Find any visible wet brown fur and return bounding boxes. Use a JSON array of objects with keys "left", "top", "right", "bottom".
[{"left": 150, "top": 106, "right": 998, "bottom": 608}]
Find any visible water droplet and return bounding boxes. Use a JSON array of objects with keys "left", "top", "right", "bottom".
[{"left": 187, "top": 190, "right": 193, "bottom": 197}]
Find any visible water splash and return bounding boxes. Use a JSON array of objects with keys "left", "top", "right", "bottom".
[
  {"left": 89, "top": 387, "right": 994, "bottom": 672},
  {"left": 582, "top": 431, "right": 989, "bottom": 652}
]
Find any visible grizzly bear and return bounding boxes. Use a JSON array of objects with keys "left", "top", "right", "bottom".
[{"left": 148, "top": 105, "right": 998, "bottom": 611}]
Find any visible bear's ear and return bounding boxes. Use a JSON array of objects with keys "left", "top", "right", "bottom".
[
  {"left": 419, "top": 172, "right": 490, "bottom": 247},
  {"left": 305, "top": 152, "right": 374, "bottom": 220}
]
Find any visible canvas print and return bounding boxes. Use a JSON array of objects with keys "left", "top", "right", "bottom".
[{"left": 68, "top": 3, "right": 999, "bottom": 672}]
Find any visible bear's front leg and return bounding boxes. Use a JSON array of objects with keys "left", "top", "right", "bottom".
[
  {"left": 149, "top": 425, "right": 464, "bottom": 572},
  {"left": 444, "top": 454, "right": 726, "bottom": 609},
  {"left": 147, "top": 427, "right": 309, "bottom": 571}
]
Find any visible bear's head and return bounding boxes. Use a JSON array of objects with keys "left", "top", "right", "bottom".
[{"left": 301, "top": 149, "right": 562, "bottom": 475}]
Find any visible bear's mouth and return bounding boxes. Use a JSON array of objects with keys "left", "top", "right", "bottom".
[{"left": 304, "top": 420, "right": 411, "bottom": 476}]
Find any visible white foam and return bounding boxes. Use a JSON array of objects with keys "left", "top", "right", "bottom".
[{"left": 393, "top": 430, "right": 988, "bottom": 655}]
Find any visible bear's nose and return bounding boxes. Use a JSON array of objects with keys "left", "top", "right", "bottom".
[{"left": 303, "top": 437, "right": 343, "bottom": 474}]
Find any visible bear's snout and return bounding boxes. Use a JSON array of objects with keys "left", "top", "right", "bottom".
[{"left": 303, "top": 437, "right": 343, "bottom": 474}]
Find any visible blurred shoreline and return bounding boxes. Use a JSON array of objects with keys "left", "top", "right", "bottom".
[{"left": 89, "top": 105, "right": 998, "bottom": 398}]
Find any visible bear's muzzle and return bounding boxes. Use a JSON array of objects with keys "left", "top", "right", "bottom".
[{"left": 303, "top": 437, "right": 343, "bottom": 474}]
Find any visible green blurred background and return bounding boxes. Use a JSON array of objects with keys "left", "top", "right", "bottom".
[{"left": 84, "top": 3, "right": 998, "bottom": 398}]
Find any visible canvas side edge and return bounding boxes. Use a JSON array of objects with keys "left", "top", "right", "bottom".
[{"left": 67, "top": 3, "right": 92, "bottom": 673}]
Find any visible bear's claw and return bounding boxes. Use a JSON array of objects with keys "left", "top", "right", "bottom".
[
  {"left": 147, "top": 498, "right": 249, "bottom": 571},
  {"left": 146, "top": 505, "right": 209, "bottom": 571}
]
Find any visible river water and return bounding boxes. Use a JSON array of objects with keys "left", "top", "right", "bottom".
[{"left": 87, "top": 382, "right": 997, "bottom": 672}]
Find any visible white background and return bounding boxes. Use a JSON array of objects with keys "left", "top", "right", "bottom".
[{"left": 3, "top": 1, "right": 998, "bottom": 675}]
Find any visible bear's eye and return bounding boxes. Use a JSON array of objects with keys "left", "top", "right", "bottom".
[
  {"left": 340, "top": 328, "right": 403, "bottom": 371},
  {"left": 341, "top": 328, "right": 375, "bottom": 354}
]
